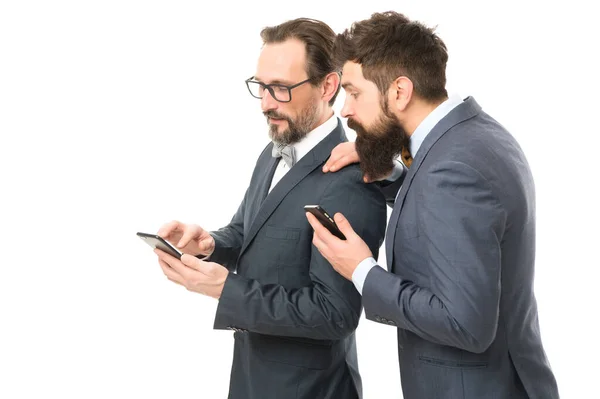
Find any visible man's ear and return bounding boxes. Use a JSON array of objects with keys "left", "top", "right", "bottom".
[
  {"left": 390, "top": 76, "right": 413, "bottom": 112},
  {"left": 322, "top": 72, "right": 341, "bottom": 103}
]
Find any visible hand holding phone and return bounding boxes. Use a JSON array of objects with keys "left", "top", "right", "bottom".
[
  {"left": 304, "top": 205, "right": 346, "bottom": 240},
  {"left": 157, "top": 221, "right": 215, "bottom": 257},
  {"left": 137, "top": 232, "right": 183, "bottom": 259}
]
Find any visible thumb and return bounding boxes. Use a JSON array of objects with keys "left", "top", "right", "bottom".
[
  {"left": 198, "top": 236, "right": 214, "bottom": 253},
  {"left": 333, "top": 213, "right": 356, "bottom": 237},
  {"left": 177, "top": 231, "right": 193, "bottom": 248}
]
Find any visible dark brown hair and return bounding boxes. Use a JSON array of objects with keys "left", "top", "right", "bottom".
[
  {"left": 334, "top": 11, "right": 448, "bottom": 102},
  {"left": 261, "top": 18, "right": 341, "bottom": 106}
]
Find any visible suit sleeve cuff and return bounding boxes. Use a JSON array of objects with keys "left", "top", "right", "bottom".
[
  {"left": 213, "top": 273, "right": 249, "bottom": 331},
  {"left": 352, "top": 257, "right": 378, "bottom": 294}
]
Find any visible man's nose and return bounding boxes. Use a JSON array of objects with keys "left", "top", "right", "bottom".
[
  {"left": 261, "top": 90, "right": 278, "bottom": 113},
  {"left": 341, "top": 98, "right": 353, "bottom": 118}
]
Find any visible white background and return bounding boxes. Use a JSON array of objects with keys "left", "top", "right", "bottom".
[{"left": 1, "top": 1, "right": 598, "bottom": 398}]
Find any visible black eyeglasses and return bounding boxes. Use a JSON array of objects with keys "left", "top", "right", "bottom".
[{"left": 245, "top": 76, "right": 313, "bottom": 103}]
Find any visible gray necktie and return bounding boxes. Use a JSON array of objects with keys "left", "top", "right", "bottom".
[{"left": 272, "top": 143, "right": 296, "bottom": 168}]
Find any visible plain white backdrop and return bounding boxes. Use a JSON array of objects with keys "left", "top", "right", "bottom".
[{"left": 1, "top": 1, "right": 598, "bottom": 398}]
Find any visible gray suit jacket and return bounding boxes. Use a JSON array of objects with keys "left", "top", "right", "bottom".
[
  {"left": 209, "top": 121, "right": 387, "bottom": 399},
  {"left": 364, "top": 97, "right": 559, "bottom": 398}
]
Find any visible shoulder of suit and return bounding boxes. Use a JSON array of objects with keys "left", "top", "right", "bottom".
[
  {"left": 436, "top": 114, "right": 514, "bottom": 156},
  {"left": 324, "top": 164, "right": 368, "bottom": 188}
]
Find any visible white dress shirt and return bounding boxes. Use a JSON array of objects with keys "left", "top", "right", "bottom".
[
  {"left": 352, "top": 95, "right": 464, "bottom": 294},
  {"left": 269, "top": 114, "right": 338, "bottom": 192}
]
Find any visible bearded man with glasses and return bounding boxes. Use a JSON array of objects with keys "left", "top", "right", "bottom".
[{"left": 153, "top": 18, "right": 392, "bottom": 399}]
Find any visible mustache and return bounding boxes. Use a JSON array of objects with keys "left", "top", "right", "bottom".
[
  {"left": 264, "top": 110, "right": 291, "bottom": 122},
  {"left": 347, "top": 118, "right": 362, "bottom": 132}
]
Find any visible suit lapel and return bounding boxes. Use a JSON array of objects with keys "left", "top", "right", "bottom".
[
  {"left": 240, "top": 119, "right": 347, "bottom": 257},
  {"left": 386, "top": 97, "right": 482, "bottom": 269},
  {"left": 258, "top": 156, "right": 280, "bottom": 206}
]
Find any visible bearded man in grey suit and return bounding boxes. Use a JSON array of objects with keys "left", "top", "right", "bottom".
[{"left": 308, "top": 11, "right": 560, "bottom": 399}]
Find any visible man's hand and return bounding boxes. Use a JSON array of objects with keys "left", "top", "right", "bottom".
[
  {"left": 306, "top": 211, "right": 373, "bottom": 281},
  {"left": 158, "top": 221, "right": 215, "bottom": 257},
  {"left": 323, "top": 142, "right": 360, "bottom": 172},
  {"left": 155, "top": 250, "right": 228, "bottom": 299}
]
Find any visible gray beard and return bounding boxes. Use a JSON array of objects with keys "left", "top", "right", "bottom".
[{"left": 265, "top": 101, "right": 319, "bottom": 145}]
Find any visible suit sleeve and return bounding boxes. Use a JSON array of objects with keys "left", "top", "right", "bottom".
[
  {"left": 207, "top": 188, "right": 248, "bottom": 271},
  {"left": 213, "top": 171, "right": 387, "bottom": 340},
  {"left": 363, "top": 161, "right": 507, "bottom": 353}
]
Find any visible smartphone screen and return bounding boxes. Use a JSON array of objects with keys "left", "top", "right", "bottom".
[{"left": 137, "top": 232, "right": 183, "bottom": 259}]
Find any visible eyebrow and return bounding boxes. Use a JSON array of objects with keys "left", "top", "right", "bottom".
[
  {"left": 253, "top": 76, "right": 295, "bottom": 85},
  {"left": 341, "top": 82, "right": 357, "bottom": 90}
]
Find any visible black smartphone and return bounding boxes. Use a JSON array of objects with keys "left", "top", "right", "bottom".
[
  {"left": 304, "top": 205, "right": 346, "bottom": 240},
  {"left": 137, "top": 232, "right": 183, "bottom": 259}
]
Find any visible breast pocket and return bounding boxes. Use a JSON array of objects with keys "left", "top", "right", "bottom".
[{"left": 264, "top": 225, "right": 301, "bottom": 240}]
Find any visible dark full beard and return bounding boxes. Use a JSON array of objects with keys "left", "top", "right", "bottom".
[
  {"left": 349, "top": 104, "right": 409, "bottom": 180},
  {"left": 264, "top": 100, "right": 319, "bottom": 146}
]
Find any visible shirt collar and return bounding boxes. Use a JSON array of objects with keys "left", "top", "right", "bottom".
[
  {"left": 409, "top": 94, "right": 463, "bottom": 157},
  {"left": 292, "top": 113, "right": 338, "bottom": 162}
]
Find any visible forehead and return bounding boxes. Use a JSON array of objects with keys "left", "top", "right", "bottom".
[
  {"left": 341, "top": 61, "right": 365, "bottom": 87},
  {"left": 255, "top": 38, "right": 308, "bottom": 83}
]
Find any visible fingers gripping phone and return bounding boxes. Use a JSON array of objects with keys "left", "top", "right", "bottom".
[
  {"left": 304, "top": 205, "right": 346, "bottom": 240},
  {"left": 137, "top": 232, "right": 183, "bottom": 259}
]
